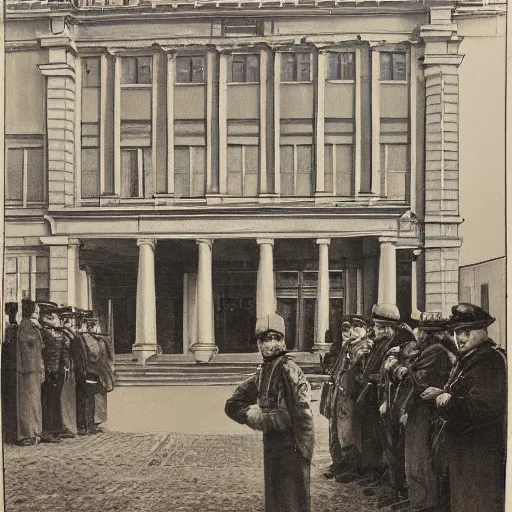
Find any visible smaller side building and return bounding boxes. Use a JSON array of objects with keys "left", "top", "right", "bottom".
[{"left": 459, "top": 257, "right": 506, "bottom": 349}]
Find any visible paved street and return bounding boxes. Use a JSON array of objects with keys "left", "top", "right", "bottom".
[{"left": 4, "top": 428, "right": 382, "bottom": 512}]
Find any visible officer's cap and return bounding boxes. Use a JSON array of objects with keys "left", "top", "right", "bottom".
[
  {"left": 58, "top": 305, "right": 79, "bottom": 318},
  {"left": 37, "top": 301, "right": 59, "bottom": 316},
  {"left": 350, "top": 315, "right": 368, "bottom": 329},
  {"left": 419, "top": 312, "right": 449, "bottom": 332},
  {"left": 255, "top": 313, "right": 286, "bottom": 339},
  {"left": 449, "top": 303, "right": 495, "bottom": 331},
  {"left": 371, "top": 303, "right": 400, "bottom": 325}
]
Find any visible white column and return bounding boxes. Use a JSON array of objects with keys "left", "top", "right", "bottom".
[
  {"left": 354, "top": 46, "right": 362, "bottom": 197},
  {"left": 206, "top": 49, "right": 215, "bottom": 193},
  {"left": 67, "top": 239, "right": 80, "bottom": 306},
  {"left": 74, "top": 57, "right": 82, "bottom": 200},
  {"left": 377, "top": 239, "right": 397, "bottom": 305},
  {"left": 315, "top": 51, "right": 326, "bottom": 193},
  {"left": 314, "top": 239, "right": 331, "bottom": 351},
  {"left": 371, "top": 48, "right": 381, "bottom": 195},
  {"left": 256, "top": 239, "right": 275, "bottom": 321},
  {"left": 218, "top": 53, "right": 228, "bottom": 194},
  {"left": 356, "top": 267, "right": 364, "bottom": 315},
  {"left": 100, "top": 53, "right": 108, "bottom": 194},
  {"left": 166, "top": 52, "right": 175, "bottom": 194},
  {"left": 273, "top": 51, "right": 281, "bottom": 195},
  {"left": 191, "top": 239, "right": 217, "bottom": 363},
  {"left": 259, "top": 47, "right": 268, "bottom": 194},
  {"left": 409, "top": 46, "right": 418, "bottom": 213},
  {"left": 113, "top": 55, "right": 121, "bottom": 195},
  {"left": 132, "top": 238, "right": 158, "bottom": 363},
  {"left": 151, "top": 52, "right": 159, "bottom": 195},
  {"left": 78, "top": 268, "right": 89, "bottom": 310}
]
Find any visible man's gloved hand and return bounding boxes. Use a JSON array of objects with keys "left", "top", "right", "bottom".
[
  {"left": 245, "top": 404, "right": 264, "bottom": 431},
  {"left": 379, "top": 402, "right": 388, "bottom": 416},
  {"left": 436, "top": 393, "right": 452, "bottom": 408}
]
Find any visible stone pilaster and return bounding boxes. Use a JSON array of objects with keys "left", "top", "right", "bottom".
[
  {"left": 421, "top": 6, "right": 464, "bottom": 316},
  {"left": 39, "top": 38, "right": 77, "bottom": 208},
  {"left": 256, "top": 239, "right": 276, "bottom": 322},
  {"left": 378, "top": 238, "right": 397, "bottom": 305},
  {"left": 313, "top": 239, "right": 330, "bottom": 351}
]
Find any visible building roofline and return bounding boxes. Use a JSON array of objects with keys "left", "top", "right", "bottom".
[{"left": 459, "top": 255, "right": 506, "bottom": 269}]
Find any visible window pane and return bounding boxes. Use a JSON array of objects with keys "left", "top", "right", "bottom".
[
  {"left": 388, "top": 144, "right": 408, "bottom": 173},
  {"left": 191, "top": 57, "right": 205, "bottom": 83},
  {"left": 5, "top": 273, "right": 17, "bottom": 302},
  {"left": 176, "top": 57, "right": 191, "bottom": 83},
  {"left": 380, "top": 52, "right": 393, "bottom": 81},
  {"left": 191, "top": 147, "right": 206, "bottom": 196},
  {"left": 280, "top": 145, "right": 294, "bottom": 196},
  {"left": 174, "top": 147, "right": 190, "bottom": 197},
  {"left": 298, "top": 53, "right": 311, "bottom": 82},
  {"left": 81, "top": 148, "right": 100, "bottom": 198},
  {"left": 230, "top": 56, "right": 245, "bottom": 83},
  {"left": 296, "top": 145, "right": 312, "bottom": 196},
  {"left": 6, "top": 148, "right": 23, "bottom": 202},
  {"left": 281, "top": 54, "right": 295, "bottom": 82},
  {"left": 340, "top": 53, "right": 355, "bottom": 80},
  {"left": 137, "top": 57, "right": 153, "bottom": 85},
  {"left": 393, "top": 53, "right": 407, "bottom": 81},
  {"left": 227, "top": 145, "right": 243, "bottom": 195},
  {"left": 26, "top": 149, "right": 44, "bottom": 202},
  {"left": 82, "top": 57, "right": 100, "bottom": 88},
  {"left": 246, "top": 55, "right": 259, "bottom": 83},
  {"left": 121, "top": 150, "right": 139, "bottom": 198},
  {"left": 324, "top": 145, "right": 333, "bottom": 193},
  {"left": 327, "top": 54, "right": 340, "bottom": 80},
  {"left": 121, "top": 57, "right": 137, "bottom": 85},
  {"left": 36, "top": 255, "right": 49, "bottom": 273},
  {"left": 244, "top": 146, "right": 259, "bottom": 196}
]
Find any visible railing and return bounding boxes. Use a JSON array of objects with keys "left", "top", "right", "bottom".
[{"left": 7, "top": 0, "right": 505, "bottom": 12}]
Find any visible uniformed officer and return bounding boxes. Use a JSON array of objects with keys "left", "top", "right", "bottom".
[
  {"left": 225, "top": 313, "right": 315, "bottom": 512},
  {"left": 2, "top": 302, "right": 19, "bottom": 442}
]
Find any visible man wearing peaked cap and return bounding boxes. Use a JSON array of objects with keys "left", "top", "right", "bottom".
[
  {"left": 225, "top": 312, "right": 315, "bottom": 512},
  {"left": 422, "top": 303, "right": 506, "bottom": 512}
]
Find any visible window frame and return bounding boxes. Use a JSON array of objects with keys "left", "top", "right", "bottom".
[
  {"left": 4, "top": 252, "right": 50, "bottom": 304},
  {"left": 120, "top": 55, "right": 154, "bottom": 88},
  {"left": 120, "top": 147, "right": 152, "bottom": 199},
  {"left": 380, "top": 142, "right": 409, "bottom": 201},
  {"left": 379, "top": 51, "right": 408, "bottom": 84},
  {"left": 5, "top": 139, "right": 47, "bottom": 208},
  {"left": 280, "top": 52, "right": 313, "bottom": 84},
  {"left": 326, "top": 51, "right": 356, "bottom": 83},
  {"left": 175, "top": 55, "right": 206, "bottom": 85},
  {"left": 228, "top": 53, "right": 260, "bottom": 84},
  {"left": 173, "top": 145, "right": 207, "bottom": 198},
  {"left": 226, "top": 144, "right": 259, "bottom": 197},
  {"left": 280, "top": 144, "right": 314, "bottom": 197},
  {"left": 324, "top": 143, "right": 355, "bottom": 196}
]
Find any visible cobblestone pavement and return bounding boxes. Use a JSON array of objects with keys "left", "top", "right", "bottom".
[{"left": 3, "top": 426, "right": 386, "bottom": 512}]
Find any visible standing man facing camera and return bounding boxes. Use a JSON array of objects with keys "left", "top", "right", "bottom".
[{"left": 225, "top": 313, "right": 315, "bottom": 512}]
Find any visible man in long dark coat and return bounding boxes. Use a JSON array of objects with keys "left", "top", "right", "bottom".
[
  {"left": 3, "top": 302, "right": 19, "bottom": 443},
  {"left": 423, "top": 303, "right": 506, "bottom": 512},
  {"left": 225, "top": 313, "right": 315, "bottom": 512},
  {"left": 16, "top": 299, "right": 44, "bottom": 446},
  {"left": 386, "top": 313, "right": 456, "bottom": 510}
]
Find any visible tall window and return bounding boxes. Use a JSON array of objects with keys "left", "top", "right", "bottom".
[
  {"left": 327, "top": 53, "right": 355, "bottom": 81},
  {"left": 121, "top": 148, "right": 152, "bottom": 198},
  {"left": 280, "top": 145, "right": 313, "bottom": 196},
  {"left": 5, "top": 145, "right": 45, "bottom": 206},
  {"left": 380, "top": 52, "right": 407, "bottom": 81},
  {"left": 228, "top": 55, "right": 259, "bottom": 83},
  {"left": 81, "top": 57, "right": 101, "bottom": 198},
  {"left": 174, "top": 146, "right": 206, "bottom": 197},
  {"left": 281, "top": 53, "right": 311, "bottom": 82},
  {"left": 121, "top": 56, "right": 152, "bottom": 85},
  {"left": 176, "top": 56, "right": 205, "bottom": 84},
  {"left": 227, "top": 145, "right": 259, "bottom": 196},
  {"left": 380, "top": 144, "right": 408, "bottom": 200},
  {"left": 324, "top": 144, "right": 354, "bottom": 196},
  {"left": 4, "top": 255, "right": 49, "bottom": 303}
]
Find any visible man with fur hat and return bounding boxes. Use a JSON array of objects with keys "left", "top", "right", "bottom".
[
  {"left": 357, "top": 304, "right": 415, "bottom": 503},
  {"left": 422, "top": 304, "right": 506, "bottom": 512},
  {"left": 225, "top": 312, "right": 315, "bottom": 512},
  {"left": 16, "top": 299, "right": 45, "bottom": 446},
  {"left": 385, "top": 312, "right": 456, "bottom": 511}
]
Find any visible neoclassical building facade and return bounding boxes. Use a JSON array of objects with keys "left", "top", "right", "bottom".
[{"left": 5, "top": 0, "right": 502, "bottom": 363}]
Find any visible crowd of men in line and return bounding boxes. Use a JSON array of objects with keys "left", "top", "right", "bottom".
[
  {"left": 2, "top": 299, "right": 115, "bottom": 445},
  {"left": 320, "top": 302, "right": 507, "bottom": 512}
]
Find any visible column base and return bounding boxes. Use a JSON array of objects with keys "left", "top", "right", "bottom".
[
  {"left": 189, "top": 343, "right": 218, "bottom": 364},
  {"left": 311, "top": 343, "right": 332, "bottom": 353},
  {"left": 132, "top": 343, "right": 161, "bottom": 365}
]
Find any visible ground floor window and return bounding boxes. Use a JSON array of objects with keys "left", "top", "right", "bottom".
[{"left": 4, "top": 254, "right": 49, "bottom": 304}]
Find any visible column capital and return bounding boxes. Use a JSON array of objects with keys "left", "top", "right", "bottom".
[
  {"left": 256, "top": 238, "right": 274, "bottom": 247},
  {"left": 316, "top": 238, "right": 331, "bottom": 246},
  {"left": 379, "top": 236, "right": 397, "bottom": 245},
  {"left": 68, "top": 238, "right": 81, "bottom": 247},
  {"left": 412, "top": 249, "right": 423, "bottom": 259},
  {"left": 137, "top": 238, "right": 157, "bottom": 250},
  {"left": 196, "top": 238, "right": 213, "bottom": 248}
]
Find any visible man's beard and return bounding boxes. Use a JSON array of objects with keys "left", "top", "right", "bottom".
[{"left": 258, "top": 338, "right": 286, "bottom": 358}]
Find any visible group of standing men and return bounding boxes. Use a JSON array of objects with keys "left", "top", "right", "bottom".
[
  {"left": 321, "top": 302, "right": 507, "bottom": 512},
  {"left": 3, "top": 298, "right": 115, "bottom": 446}
]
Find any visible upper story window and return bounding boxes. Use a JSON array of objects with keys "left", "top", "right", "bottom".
[
  {"left": 228, "top": 54, "right": 259, "bottom": 83},
  {"left": 6, "top": 143, "right": 45, "bottom": 207},
  {"left": 280, "top": 145, "right": 313, "bottom": 197},
  {"left": 281, "top": 53, "right": 311, "bottom": 83},
  {"left": 223, "top": 19, "right": 263, "bottom": 37},
  {"left": 121, "top": 56, "right": 153, "bottom": 85},
  {"left": 176, "top": 56, "right": 205, "bottom": 84},
  {"left": 380, "top": 52, "right": 406, "bottom": 81},
  {"left": 82, "top": 57, "right": 100, "bottom": 88},
  {"left": 327, "top": 52, "right": 355, "bottom": 81}
]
